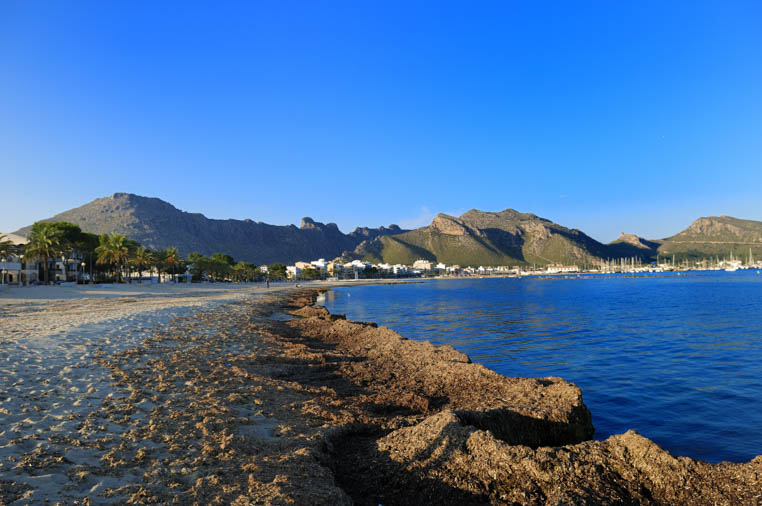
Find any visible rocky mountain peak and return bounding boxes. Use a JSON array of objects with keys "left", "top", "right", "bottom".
[
  {"left": 300, "top": 217, "right": 317, "bottom": 229},
  {"left": 616, "top": 233, "right": 651, "bottom": 249},
  {"left": 430, "top": 214, "right": 468, "bottom": 236}
]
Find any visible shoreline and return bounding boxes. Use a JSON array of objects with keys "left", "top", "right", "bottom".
[
  {"left": 283, "top": 290, "right": 762, "bottom": 504},
  {"left": 1, "top": 284, "right": 760, "bottom": 503}
]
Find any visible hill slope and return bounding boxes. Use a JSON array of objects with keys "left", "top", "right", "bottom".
[
  {"left": 15, "top": 193, "right": 405, "bottom": 264},
  {"left": 657, "top": 216, "right": 762, "bottom": 260},
  {"left": 606, "top": 233, "right": 661, "bottom": 260},
  {"left": 346, "top": 209, "right": 612, "bottom": 267}
]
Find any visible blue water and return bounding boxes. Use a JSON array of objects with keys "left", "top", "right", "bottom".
[{"left": 320, "top": 272, "right": 762, "bottom": 463}]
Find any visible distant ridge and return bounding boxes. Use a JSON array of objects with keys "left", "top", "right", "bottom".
[
  {"left": 14, "top": 193, "right": 406, "bottom": 264},
  {"left": 657, "top": 215, "right": 762, "bottom": 259},
  {"left": 15, "top": 193, "right": 762, "bottom": 265},
  {"left": 607, "top": 233, "right": 661, "bottom": 259},
  {"left": 344, "top": 208, "right": 613, "bottom": 267}
]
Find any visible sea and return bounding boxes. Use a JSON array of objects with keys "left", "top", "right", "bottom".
[{"left": 319, "top": 270, "right": 762, "bottom": 463}]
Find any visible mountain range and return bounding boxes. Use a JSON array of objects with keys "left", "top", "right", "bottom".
[
  {"left": 13, "top": 193, "right": 762, "bottom": 266},
  {"left": 13, "top": 193, "right": 406, "bottom": 265},
  {"left": 347, "top": 209, "right": 610, "bottom": 267}
]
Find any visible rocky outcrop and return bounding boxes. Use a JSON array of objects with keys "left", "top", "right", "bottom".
[
  {"left": 350, "top": 224, "right": 405, "bottom": 240},
  {"left": 430, "top": 214, "right": 470, "bottom": 236},
  {"left": 617, "top": 232, "right": 653, "bottom": 249},
  {"left": 685, "top": 217, "right": 744, "bottom": 237}
]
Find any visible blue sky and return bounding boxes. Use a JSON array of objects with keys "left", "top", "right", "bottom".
[{"left": 2, "top": 1, "right": 761, "bottom": 242}]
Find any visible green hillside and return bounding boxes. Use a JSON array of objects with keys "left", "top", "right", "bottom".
[
  {"left": 349, "top": 209, "right": 612, "bottom": 267},
  {"left": 657, "top": 216, "right": 762, "bottom": 261}
]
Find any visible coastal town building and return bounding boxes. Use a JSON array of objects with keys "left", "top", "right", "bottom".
[
  {"left": 310, "top": 258, "right": 328, "bottom": 271},
  {"left": 0, "top": 233, "right": 39, "bottom": 286},
  {"left": 343, "top": 259, "right": 370, "bottom": 272},
  {"left": 446, "top": 265, "right": 461, "bottom": 275},
  {"left": 284, "top": 254, "right": 706, "bottom": 282},
  {"left": 546, "top": 264, "right": 580, "bottom": 274},
  {"left": 286, "top": 265, "right": 301, "bottom": 278},
  {"left": 412, "top": 259, "right": 433, "bottom": 271},
  {"left": 294, "top": 261, "right": 313, "bottom": 271},
  {"left": 393, "top": 264, "right": 409, "bottom": 275}
]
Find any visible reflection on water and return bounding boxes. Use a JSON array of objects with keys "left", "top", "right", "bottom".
[{"left": 321, "top": 272, "right": 762, "bottom": 463}]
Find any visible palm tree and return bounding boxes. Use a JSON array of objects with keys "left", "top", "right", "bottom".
[
  {"left": 153, "top": 249, "right": 167, "bottom": 283},
  {"left": 164, "top": 247, "right": 180, "bottom": 282},
  {"left": 0, "top": 235, "right": 14, "bottom": 284},
  {"left": 25, "top": 226, "right": 65, "bottom": 284},
  {"left": 95, "top": 233, "right": 129, "bottom": 282},
  {"left": 130, "top": 247, "right": 153, "bottom": 283}
]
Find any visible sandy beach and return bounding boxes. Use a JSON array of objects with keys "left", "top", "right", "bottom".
[
  {"left": 0, "top": 283, "right": 277, "bottom": 502},
  {"left": 1, "top": 282, "right": 760, "bottom": 504},
  {"left": 0, "top": 280, "right": 407, "bottom": 503}
]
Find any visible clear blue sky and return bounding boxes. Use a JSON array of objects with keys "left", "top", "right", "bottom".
[{"left": 2, "top": 1, "right": 761, "bottom": 242}]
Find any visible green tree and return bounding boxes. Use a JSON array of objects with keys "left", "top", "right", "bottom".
[
  {"left": 25, "top": 223, "right": 66, "bottom": 284},
  {"left": 0, "top": 235, "right": 15, "bottom": 284},
  {"left": 36, "top": 222, "right": 109, "bottom": 282},
  {"left": 39, "top": 222, "right": 80, "bottom": 245},
  {"left": 268, "top": 263, "right": 287, "bottom": 280},
  {"left": 187, "top": 252, "right": 210, "bottom": 281},
  {"left": 231, "top": 262, "right": 252, "bottom": 282},
  {"left": 238, "top": 262, "right": 261, "bottom": 282},
  {"left": 130, "top": 247, "right": 153, "bottom": 282},
  {"left": 300, "top": 268, "right": 320, "bottom": 280},
  {"left": 95, "top": 233, "right": 130, "bottom": 282},
  {"left": 211, "top": 253, "right": 235, "bottom": 266},
  {"left": 208, "top": 258, "right": 231, "bottom": 281},
  {"left": 153, "top": 249, "right": 167, "bottom": 283},
  {"left": 164, "top": 247, "right": 181, "bottom": 282}
]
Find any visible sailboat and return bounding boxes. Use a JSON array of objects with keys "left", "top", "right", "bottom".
[{"left": 724, "top": 251, "right": 740, "bottom": 272}]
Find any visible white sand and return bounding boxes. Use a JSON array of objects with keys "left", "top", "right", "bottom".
[{"left": 0, "top": 283, "right": 283, "bottom": 502}]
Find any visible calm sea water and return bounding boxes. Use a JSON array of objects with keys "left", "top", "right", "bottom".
[{"left": 320, "top": 271, "right": 762, "bottom": 463}]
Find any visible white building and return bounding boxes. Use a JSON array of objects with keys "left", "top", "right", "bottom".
[
  {"left": 546, "top": 264, "right": 580, "bottom": 274},
  {"left": 0, "top": 234, "right": 38, "bottom": 286},
  {"left": 412, "top": 259, "right": 433, "bottom": 271},
  {"left": 446, "top": 265, "right": 461, "bottom": 275},
  {"left": 310, "top": 258, "right": 328, "bottom": 271},
  {"left": 344, "top": 260, "right": 370, "bottom": 271},
  {"left": 295, "top": 261, "right": 314, "bottom": 271},
  {"left": 392, "top": 264, "right": 409, "bottom": 275}
]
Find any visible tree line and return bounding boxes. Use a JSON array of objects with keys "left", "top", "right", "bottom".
[
  {"left": 0, "top": 222, "right": 188, "bottom": 284},
  {"left": 0, "top": 221, "right": 301, "bottom": 284}
]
